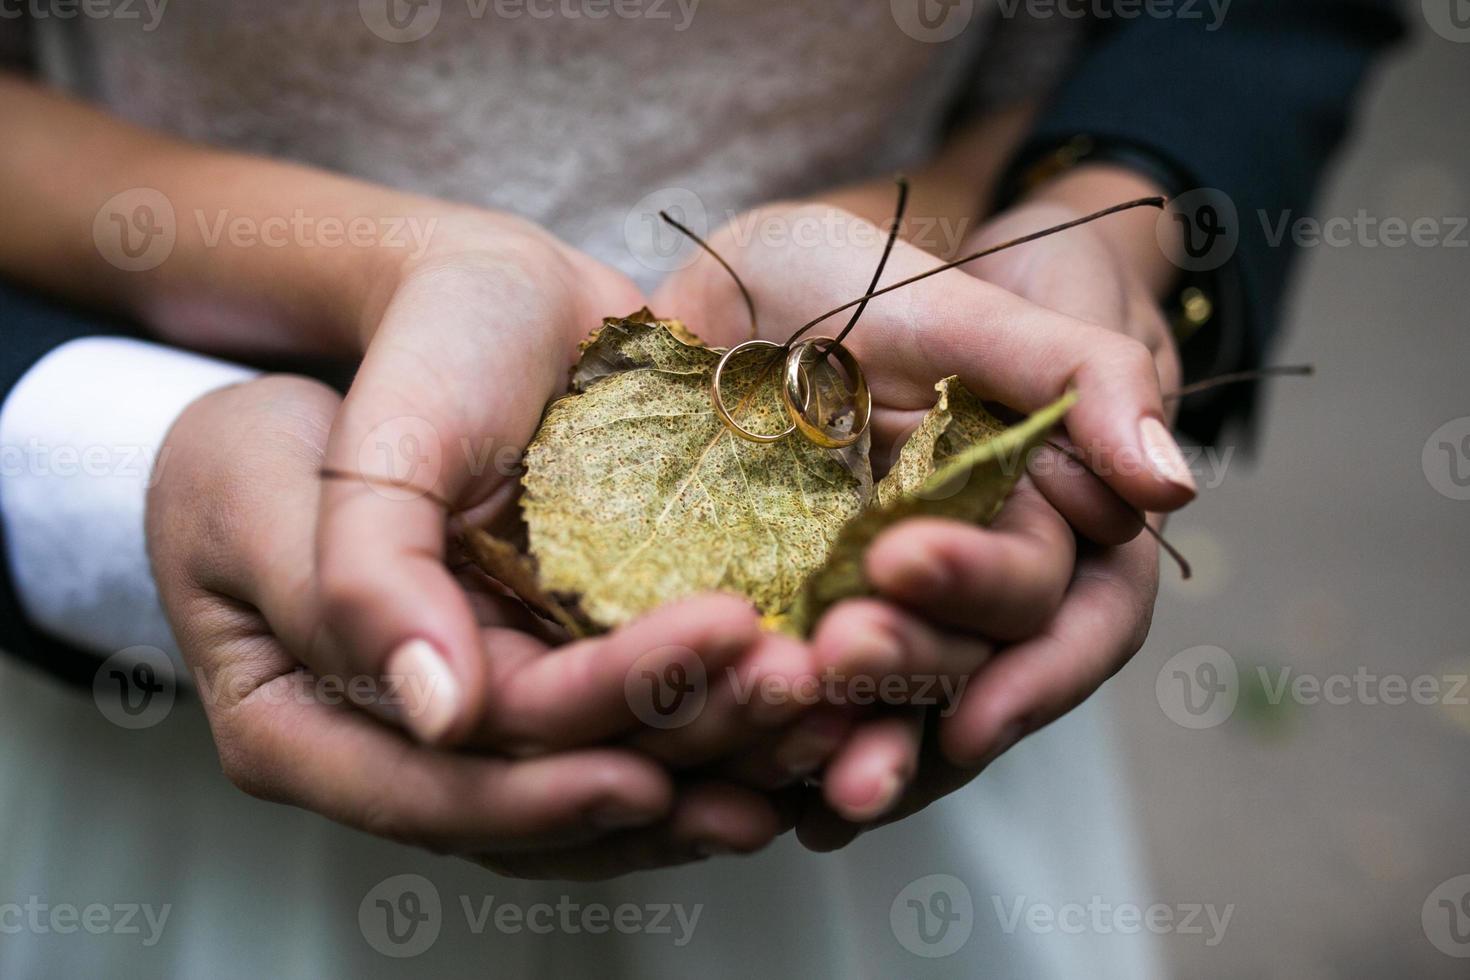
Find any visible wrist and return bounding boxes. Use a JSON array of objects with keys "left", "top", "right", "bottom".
[
  {"left": 1022, "top": 163, "right": 1182, "bottom": 300},
  {"left": 362, "top": 210, "right": 635, "bottom": 357},
  {"left": 115, "top": 159, "right": 463, "bottom": 359}
]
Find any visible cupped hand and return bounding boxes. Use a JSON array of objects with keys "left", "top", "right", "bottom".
[
  {"left": 652, "top": 175, "right": 1190, "bottom": 822},
  {"left": 313, "top": 214, "right": 645, "bottom": 748},
  {"left": 310, "top": 211, "right": 837, "bottom": 783},
  {"left": 795, "top": 171, "right": 1183, "bottom": 844},
  {"left": 148, "top": 374, "right": 792, "bottom": 878}
]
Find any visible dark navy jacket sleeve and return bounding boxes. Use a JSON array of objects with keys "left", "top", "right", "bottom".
[{"left": 1012, "top": 0, "right": 1406, "bottom": 441}]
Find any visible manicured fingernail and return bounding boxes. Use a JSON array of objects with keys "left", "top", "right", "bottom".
[
  {"left": 1138, "top": 417, "right": 1197, "bottom": 496},
  {"left": 385, "top": 638, "right": 461, "bottom": 745},
  {"left": 847, "top": 770, "right": 903, "bottom": 821},
  {"left": 592, "top": 803, "right": 659, "bottom": 831}
]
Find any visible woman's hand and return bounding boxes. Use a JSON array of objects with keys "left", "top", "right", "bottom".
[
  {"left": 1, "top": 72, "right": 840, "bottom": 772},
  {"left": 652, "top": 168, "right": 1192, "bottom": 821},
  {"left": 313, "top": 216, "right": 833, "bottom": 773},
  {"left": 148, "top": 375, "right": 792, "bottom": 878},
  {"left": 313, "top": 213, "right": 642, "bottom": 747},
  {"left": 789, "top": 165, "right": 1189, "bottom": 844}
]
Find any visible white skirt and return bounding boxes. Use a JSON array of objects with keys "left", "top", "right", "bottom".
[{"left": 0, "top": 655, "right": 1163, "bottom": 979}]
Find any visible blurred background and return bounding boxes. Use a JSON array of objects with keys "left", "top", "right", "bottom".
[{"left": 1112, "top": 16, "right": 1470, "bottom": 976}]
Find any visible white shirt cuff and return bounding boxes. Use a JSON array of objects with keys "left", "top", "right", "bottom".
[{"left": 0, "top": 337, "right": 257, "bottom": 661}]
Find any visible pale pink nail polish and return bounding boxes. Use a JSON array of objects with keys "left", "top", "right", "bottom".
[
  {"left": 1138, "top": 417, "right": 1197, "bottom": 496},
  {"left": 385, "top": 638, "right": 461, "bottom": 745},
  {"left": 846, "top": 770, "right": 902, "bottom": 821}
]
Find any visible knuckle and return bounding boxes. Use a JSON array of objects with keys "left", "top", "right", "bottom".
[
  {"left": 317, "top": 565, "right": 383, "bottom": 630},
  {"left": 212, "top": 719, "right": 274, "bottom": 802},
  {"left": 356, "top": 794, "right": 417, "bottom": 849},
  {"left": 1109, "top": 334, "right": 1157, "bottom": 379}
]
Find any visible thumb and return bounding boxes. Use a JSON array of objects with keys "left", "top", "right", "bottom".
[{"left": 316, "top": 265, "right": 578, "bottom": 746}]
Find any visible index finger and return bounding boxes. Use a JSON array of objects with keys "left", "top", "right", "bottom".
[{"left": 708, "top": 215, "right": 1198, "bottom": 514}]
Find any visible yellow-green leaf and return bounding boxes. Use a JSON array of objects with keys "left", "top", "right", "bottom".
[
  {"left": 783, "top": 381, "right": 1076, "bottom": 634},
  {"left": 517, "top": 312, "right": 870, "bottom": 630}
]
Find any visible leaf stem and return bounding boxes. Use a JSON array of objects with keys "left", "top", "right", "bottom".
[
  {"left": 659, "top": 209, "right": 760, "bottom": 341},
  {"left": 791, "top": 196, "right": 1168, "bottom": 340}
]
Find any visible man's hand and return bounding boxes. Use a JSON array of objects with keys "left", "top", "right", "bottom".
[{"left": 148, "top": 375, "right": 794, "bottom": 878}]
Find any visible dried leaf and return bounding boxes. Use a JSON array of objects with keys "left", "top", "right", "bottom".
[
  {"left": 468, "top": 321, "right": 1076, "bottom": 639},
  {"left": 874, "top": 376, "right": 1007, "bottom": 508},
  {"left": 518, "top": 312, "right": 870, "bottom": 630},
  {"left": 782, "top": 381, "right": 1076, "bottom": 634},
  {"left": 460, "top": 528, "right": 591, "bottom": 637}
]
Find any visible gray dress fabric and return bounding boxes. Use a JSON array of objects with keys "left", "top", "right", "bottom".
[{"left": 0, "top": 3, "right": 1164, "bottom": 976}]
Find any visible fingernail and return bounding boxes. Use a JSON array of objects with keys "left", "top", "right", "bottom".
[
  {"left": 593, "top": 803, "right": 659, "bottom": 831},
  {"left": 846, "top": 770, "right": 902, "bottom": 821},
  {"left": 843, "top": 632, "right": 904, "bottom": 678},
  {"left": 385, "top": 638, "right": 461, "bottom": 745},
  {"left": 1138, "top": 417, "right": 1197, "bottom": 496},
  {"left": 886, "top": 550, "right": 948, "bottom": 595}
]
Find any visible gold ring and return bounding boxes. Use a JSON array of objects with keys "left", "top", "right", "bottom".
[
  {"left": 711, "top": 339, "right": 796, "bottom": 444},
  {"left": 781, "top": 338, "right": 872, "bottom": 450}
]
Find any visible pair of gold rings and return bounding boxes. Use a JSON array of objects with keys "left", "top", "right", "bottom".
[{"left": 710, "top": 336, "right": 872, "bottom": 450}]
